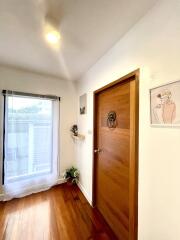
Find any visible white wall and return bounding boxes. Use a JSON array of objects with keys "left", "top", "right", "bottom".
[
  {"left": 76, "top": 0, "right": 180, "bottom": 239},
  {"left": 0, "top": 65, "right": 77, "bottom": 189}
]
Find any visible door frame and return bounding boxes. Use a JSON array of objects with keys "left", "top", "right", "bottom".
[{"left": 92, "top": 69, "right": 139, "bottom": 240}]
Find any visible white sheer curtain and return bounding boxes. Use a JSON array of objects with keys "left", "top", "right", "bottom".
[{"left": 1, "top": 93, "right": 60, "bottom": 201}]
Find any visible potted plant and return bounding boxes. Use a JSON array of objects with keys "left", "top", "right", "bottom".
[
  {"left": 70, "top": 124, "right": 78, "bottom": 136},
  {"left": 64, "top": 167, "right": 79, "bottom": 185}
]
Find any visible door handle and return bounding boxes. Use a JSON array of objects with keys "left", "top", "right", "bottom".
[{"left": 94, "top": 148, "right": 102, "bottom": 153}]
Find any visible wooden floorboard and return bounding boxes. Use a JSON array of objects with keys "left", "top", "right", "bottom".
[{"left": 0, "top": 184, "right": 116, "bottom": 240}]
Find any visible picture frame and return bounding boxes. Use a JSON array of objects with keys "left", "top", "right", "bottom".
[
  {"left": 79, "top": 93, "right": 87, "bottom": 115},
  {"left": 150, "top": 80, "right": 180, "bottom": 127}
]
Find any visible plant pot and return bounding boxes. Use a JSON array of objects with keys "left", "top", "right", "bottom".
[{"left": 66, "top": 180, "right": 73, "bottom": 186}]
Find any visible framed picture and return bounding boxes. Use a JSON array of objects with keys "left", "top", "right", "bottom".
[
  {"left": 80, "top": 94, "right": 87, "bottom": 115},
  {"left": 150, "top": 80, "right": 180, "bottom": 127}
]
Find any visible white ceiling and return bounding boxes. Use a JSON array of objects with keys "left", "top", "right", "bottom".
[{"left": 0, "top": 0, "right": 157, "bottom": 81}]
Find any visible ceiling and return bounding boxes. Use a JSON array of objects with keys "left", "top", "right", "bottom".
[{"left": 0, "top": 0, "right": 157, "bottom": 81}]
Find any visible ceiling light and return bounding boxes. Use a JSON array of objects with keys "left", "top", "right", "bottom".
[
  {"left": 44, "top": 17, "right": 60, "bottom": 46},
  {"left": 46, "top": 30, "right": 60, "bottom": 44}
]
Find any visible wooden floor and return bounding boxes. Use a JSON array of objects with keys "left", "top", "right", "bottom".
[{"left": 0, "top": 184, "right": 116, "bottom": 240}]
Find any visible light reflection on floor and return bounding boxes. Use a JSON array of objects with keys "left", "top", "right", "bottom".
[{"left": 0, "top": 196, "right": 51, "bottom": 240}]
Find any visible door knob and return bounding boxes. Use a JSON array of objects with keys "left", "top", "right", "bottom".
[{"left": 94, "top": 148, "right": 102, "bottom": 153}]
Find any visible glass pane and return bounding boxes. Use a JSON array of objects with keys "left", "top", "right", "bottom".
[{"left": 5, "top": 96, "right": 53, "bottom": 182}]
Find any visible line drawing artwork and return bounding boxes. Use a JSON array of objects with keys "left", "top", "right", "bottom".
[{"left": 150, "top": 81, "right": 180, "bottom": 126}]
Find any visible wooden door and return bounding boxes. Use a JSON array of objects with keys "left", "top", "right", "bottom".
[{"left": 93, "top": 70, "right": 139, "bottom": 240}]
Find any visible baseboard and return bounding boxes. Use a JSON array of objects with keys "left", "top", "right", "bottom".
[{"left": 78, "top": 182, "right": 93, "bottom": 206}]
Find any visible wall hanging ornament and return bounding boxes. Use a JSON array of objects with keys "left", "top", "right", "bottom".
[{"left": 107, "top": 111, "right": 117, "bottom": 128}]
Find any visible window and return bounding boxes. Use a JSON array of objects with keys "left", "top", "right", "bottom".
[
  {"left": 4, "top": 96, "right": 53, "bottom": 182},
  {"left": 1, "top": 91, "right": 59, "bottom": 200}
]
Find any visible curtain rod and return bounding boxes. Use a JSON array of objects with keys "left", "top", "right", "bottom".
[{"left": 2, "top": 90, "right": 60, "bottom": 101}]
